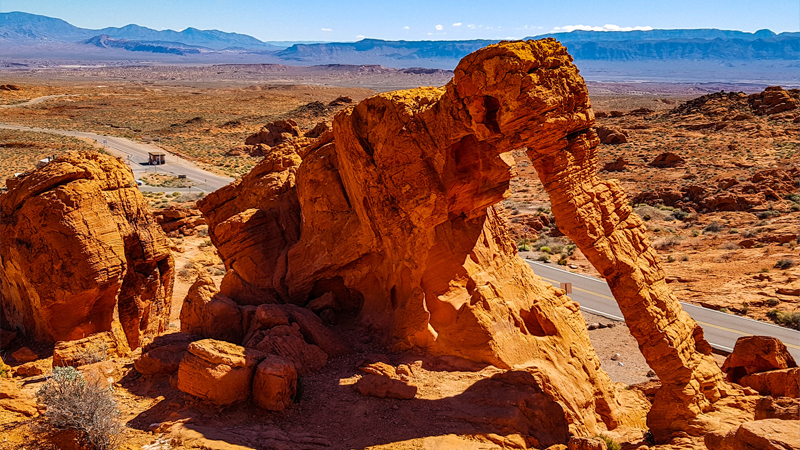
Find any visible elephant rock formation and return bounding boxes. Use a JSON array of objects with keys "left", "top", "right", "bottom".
[{"left": 199, "top": 39, "right": 742, "bottom": 441}]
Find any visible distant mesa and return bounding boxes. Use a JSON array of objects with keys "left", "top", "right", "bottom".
[
  {"left": 1, "top": 12, "right": 798, "bottom": 70},
  {"left": 84, "top": 34, "right": 206, "bottom": 55}
]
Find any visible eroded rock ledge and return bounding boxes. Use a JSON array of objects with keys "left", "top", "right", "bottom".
[{"left": 198, "top": 39, "right": 746, "bottom": 441}]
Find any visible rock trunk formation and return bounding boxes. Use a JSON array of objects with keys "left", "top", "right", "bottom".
[
  {"left": 0, "top": 152, "right": 174, "bottom": 349},
  {"left": 199, "top": 40, "right": 738, "bottom": 440}
]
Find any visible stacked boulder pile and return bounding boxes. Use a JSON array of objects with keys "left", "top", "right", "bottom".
[{"left": 135, "top": 272, "right": 348, "bottom": 410}]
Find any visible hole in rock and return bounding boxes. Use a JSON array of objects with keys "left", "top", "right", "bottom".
[
  {"left": 308, "top": 275, "right": 364, "bottom": 313},
  {"left": 483, "top": 96, "right": 501, "bottom": 134}
]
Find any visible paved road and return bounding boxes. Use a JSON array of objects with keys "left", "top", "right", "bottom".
[
  {"left": 0, "top": 124, "right": 234, "bottom": 192},
  {"left": 0, "top": 94, "right": 69, "bottom": 109},
  {"left": 525, "top": 259, "right": 800, "bottom": 360}
]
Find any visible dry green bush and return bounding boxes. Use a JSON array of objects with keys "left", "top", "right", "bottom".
[{"left": 37, "top": 366, "right": 123, "bottom": 449}]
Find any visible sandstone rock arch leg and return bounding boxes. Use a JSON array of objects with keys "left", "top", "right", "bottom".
[{"left": 527, "top": 132, "right": 733, "bottom": 441}]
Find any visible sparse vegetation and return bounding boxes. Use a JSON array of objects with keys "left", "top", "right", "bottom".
[
  {"left": 775, "top": 259, "right": 795, "bottom": 269},
  {"left": 597, "top": 434, "right": 622, "bottom": 450},
  {"left": 36, "top": 366, "right": 123, "bottom": 450},
  {"left": 766, "top": 310, "right": 800, "bottom": 329},
  {"left": 703, "top": 222, "right": 723, "bottom": 233}
]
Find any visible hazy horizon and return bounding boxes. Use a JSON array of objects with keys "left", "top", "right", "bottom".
[{"left": 2, "top": 0, "right": 798, "bottom": 42}]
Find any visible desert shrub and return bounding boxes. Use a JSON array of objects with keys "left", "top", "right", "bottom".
[
  {"left": 720, "top": 242, "right": 741, "bottom": 250},
  {"left": 703, "top": 222, "right": 723, "bottom": 233},
  {"left": 766, "top": 298, "right": 780, "bottom": 307},
  {"left": 539, "top": 246, "right": 552, "bottom": 254},
  {"left": 37, "top": 366, "right": 123, "bottom": 450},
  {"left": 207, "top": 266, "right": 226, "bottom": 276},
  {"left": 199, "top": 239, "right": 213, "bottom": 248},
  {"left": 757, "top": 210, "right": 781, "bottom": 219},
  {"left": 671, "top": 209, "right": 689, "bottom": 221},
  {"left": 741, "top": 229, "right": 758, "bottom": 238},
  {"left": 653, "top": 235, "right": 683, "bottom": 249},
  {"left": 550, "top": 244, "right": 564, "bottom": 254},
  {"left": 557, "top": 258, "right": 568, "bottom": 266},
  {"left": 517, "top": 239, "right": 531, "bottom": 252},
  {"left": 538, "top": 254, "right": 550, "bottom": 262},
  {"left": 634, "top": 205, "right": 670, "bottom": 222},
  {"left": 766, "top": 310, "right": 800, "bottom": 329},
  {"left": 786, "top": 193, "right": 800, "bottom": 203},
  {"left": 775, "top": 259, "right": 795, "bottom": 269},
  {"left": 597, "top": 435, "right": 622, "bottom": 450},
  {"left": 681, "top": 255, "right": 689, "bottom": 261},
  {"left": 691, "top": 229, "right": 700, "bottom": 237},
  {"left": 667, "top": 255, "right": 675, "bottom": 263}
]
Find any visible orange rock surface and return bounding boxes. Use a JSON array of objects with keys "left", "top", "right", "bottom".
[
  {"left": 176, "top": 338, "right": 265, "bottom": 405},
  {"left": 199, "top": 39, "right": 739, "bottom": 440},
  {"left": 0, "top": 152, "right": 174, "bottom": 349}
]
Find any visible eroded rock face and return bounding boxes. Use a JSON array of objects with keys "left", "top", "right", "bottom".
[
  {"left": 705, "top": 419, "right": 800, "bottom": 450},
  {"left": 1, "top": 152, "right": 174, "bottom": 349},
  {"left": 198, "top": 40, "right": 732, "bottom": 440}
]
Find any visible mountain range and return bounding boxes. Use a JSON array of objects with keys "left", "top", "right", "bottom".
[{"left": 1, "top": 11, "right": 798, "bottom": 84}]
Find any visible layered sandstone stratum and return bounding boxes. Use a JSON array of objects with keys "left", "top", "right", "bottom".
[
  {"left": 0, "top": 152, "right": 174, "bottom": 349},
  {"left": 197, "top": 39, "right": 752, "bottom": 441}
]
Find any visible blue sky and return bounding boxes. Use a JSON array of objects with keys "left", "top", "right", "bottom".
[{"left": 3, "top": 0, "right": 798, "bottom": 41}]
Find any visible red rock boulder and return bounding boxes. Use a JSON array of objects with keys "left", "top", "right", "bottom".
[
  {"left": 705, "top": 419, "right": 800, "bottom": 450},
  {"left": 739, "top": 367, "right": 799, "bottom": 398},
  {"left": 601, "top": 157, "right": 629, "bottom": 172},
  {"left": 748, "top": 86, "right": 800, "bottom": 115},
  {"left": 0, "top": 152, "right": 174, "bottom": 349},
  {"left": 721, "top": 336, "right": 797, "bottom": 383},
  {"left": 649, "top": 152, "right": 685, "bottom": 168},
  {"left": 244, "top": 119, "right": 300, "bottom": 147},
  {"left": 252, "top": 355, "right": 296, "bottom": 411},
  {"left": 595, "top": 125, "right": 628, "bottom": 144},
  {"left": 134, "top": 332, "right": 201, "bottom": 375},
  {"left": 52, "top": 331, "right": 129, "bottom": 367},
  {"left": 180, "top": 272, "right": 243, "bottom": 344},
  {"left": 176, "top": 339, "right": 264, "bottom": 405}
]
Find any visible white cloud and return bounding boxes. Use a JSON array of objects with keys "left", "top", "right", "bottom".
[
  {"left": 452, "top": 22, "right": 462, "bottom": 27},
  {"left": 427, "top": 32, "right": 433, "bottom": 35},
  {"left": 435, "top": 24, "right": 443, "bottom": 31},
  {"left": 321, "top": 28, "right": 333, "bottom": 32},
  {"left": 355, "top": 35, "right": 365, "bottom": 39},
  {"left": 403, "top": 26, "right": 410, "bottom": 29},
  {"left": 467, "top": 24, "right": 477, "bottom": 29},
  {"left": 550, "top": 24, "right": 653, "bottom": 33}
]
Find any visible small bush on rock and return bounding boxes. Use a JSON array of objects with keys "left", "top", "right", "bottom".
[
  {"left": 598, "top": 434, "right": 622, "bottom": 450},
  {"left": 36, "top": 366, "right": 122, "bottom": 450}
]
